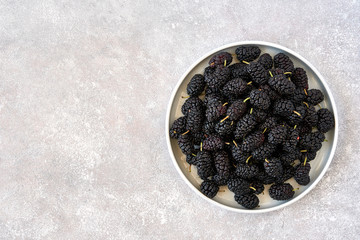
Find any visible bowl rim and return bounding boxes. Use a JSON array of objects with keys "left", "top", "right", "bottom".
[{"left": 165, "top": 40, "right": 339, "bottom": 213}]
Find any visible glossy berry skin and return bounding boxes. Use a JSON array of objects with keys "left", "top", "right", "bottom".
[
  {"left": 264, "top": 157, "right": 283, "bottom": 178},
  {"left": 235, "top": 194, "right": 259, "bottom": 209},
  {"left": 200, "top": 180, "right": 219, "bottom": 198},
  {"left": 209, "top": 52, "right": 233, "bottom": 68},
  {"left": 203, "top": 135, "right": 224, "bottom": 151},
  {"left": 274, "top": 53, "right": 294, "bottom": 73},
  {"left": 306, "top": 89, "right": 324, "bottom": 105},
  {"left": 294, "top": 163, "right": 311, "bottom": 186},
  {"left": 235, "top": 46, "right": 261, "bottom": 62},
  {"left": 178, "top": 134, "right": 193, "bottom": 155},
  {"left": 291, "top": 68, "right": 308, "bottom": 89},
  {"left": 258, "top": 53, "right": 273, "bottom": 70},
  {"left": 227, "top": 178, "right": 251, "bottom": 195},
  {"left": 169, "top": 117, "right": 187, "bottom": 139},
  {"left": 317, "top": 108, "right": 335, "bottom": 133},
  {"left": 187, "top": 74, "right": 205, "bottom": 97},
  {"left": 268, "top": 74, "right": 296, "bottom": 95},
  {"left": 214, "top": 150, "right": 231, "bottom": 178},
  {"left": 249, "top": 89, "right": 271, "bottom": 110},
  {"left": 247, "top": 62, "right": 268, "bottom": 85},
  {"left": 196, "top": 151, "right": 215, "bottom": 180},
  {"left": 269, "top": 183, "right": 295, "bottom": 200}
]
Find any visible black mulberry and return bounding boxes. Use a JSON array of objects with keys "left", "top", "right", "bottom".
[
  {"left": 203, "top": 135, "right": 224, "bottom": 151},
  {"left": 200, "top": 180, "right": 219, "bottom": 198},
  {"left": 258, "top": 53, "right": 273, "bottom": 70},
  {"left": 234, "top": 194, "right": 259, "bottom": 209},
  {"left": 264, "top": 158, "right": 283, "bottom": 178},
  {"left": 274, "top": 53, "right": 294, "bottom": 72},
  {"left": 249, "top": 89, "right": 271, "bottom": 110},
  {"left": 209, "top": 52, "right": 233, "bottom": 68},
  {"left": 187, "top": 74, "right": 205, "bottom": 97},
  {"left": 306, "top": 89, "right": 324, "bottom": 105},
  {"left": 269, "top": 183, "right": 295, "bottom": 200},
  {"left": 317, "top": 108, "right": 335, "bottom": 133},
  {"left": 235, "top": 46, "right": 261, "bottom": 62}
]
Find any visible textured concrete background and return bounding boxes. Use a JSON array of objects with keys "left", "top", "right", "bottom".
[{"left": 0, "top": 0, "right": 359, "bottom": 239}]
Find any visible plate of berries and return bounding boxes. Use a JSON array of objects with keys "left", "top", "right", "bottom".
[{"left": 166, "top": 41, "right": 338, "bottom": 213}]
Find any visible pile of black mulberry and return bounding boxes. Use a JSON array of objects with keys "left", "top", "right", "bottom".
[{"left": 169, "top": 46, "right": 335, "bottom": 209}]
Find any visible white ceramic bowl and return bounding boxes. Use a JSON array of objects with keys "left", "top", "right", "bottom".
[{"left": 165, "top": 41, "right": 338, "bottom": 213}]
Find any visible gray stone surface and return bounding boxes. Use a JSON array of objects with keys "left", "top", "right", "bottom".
[{"left": 0, "top": 0, "right": 359, "bottom": 239}]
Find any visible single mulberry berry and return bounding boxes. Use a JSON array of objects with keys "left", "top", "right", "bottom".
[
  {"left": 268, "top": 74, "right": 296, "bottom": 95},
  {"left": 205, "top": 99, "right": 227, "bottom": 122},
  {"left": 187, "top": 74, "right": 205, "bottom": 96},
  {"left": 181, "top": 96, "right": 204, "bottom": 116},
  {"left": 235, "top": 46, "right": 261, "bottom": 62},
  {"left": 259, "top": 84, "right": 281, "bottom": 101},
  {"left": 214, "top": 119, "right": 235, "bottom": 137},
  {"left": 268, "top": 125, "right": 288, "bottom": 145},
  {"left": 291, "top": 68, "right": 308, "bottom": 89},
  {"left": 221, "top": 78, "right": 248, "bottom": 98},
  {"left": 249, "top": 89, "right": 271, "bottom": 110},
  {"left": 227, "top": 100, "right": 247, "bottom": 121},
  {"left": 269, "top": 183, "right": 295, "bottom": 200},
  {"left": 241, "top": 131, "right": 265, "bottom": 152},
  {"left": 227, "top": 178, "right": 251, "bottom": 195},
  {"left": 204, "top": 92, "right": 224, "bottom": 106},
  {"left": 200, "top": 180, "right": 219, "bottom": 198},
  {"left": 273, "top": 53, "right": 294, "bottom": 72},
  {"left": 287, "top": 104, "right": 306, "bottom": 125},
  {"left": 234, "top": 194, "right": 259, "bottom": 209},
  {"left": 273, "top": 99, "right": 295, "bottom": 117},
  {"left": 264, "top": 158, "right": 283, "bottom": 178},
  {"left": 235, "top": 164, "right": 259, "bottom": 179},
  {"left": 230, "top": 63, "right": 251, "bottom": 81},
  {"left": 169, "top": 116, "right": 187, "bottom": 139},
  {"left": 203, "top": 135, "right": 224, "bottom": 151},
  {"left": 306, "top": 89, "right": 324, "bottom": 105},
  {"left": 252, "top": 142, "right": 277, "bottom": 161},
  {"left": 204, "top": 65, "right": 231, "bottom": 90},
  {"left": 232, "top": 144, "right": 251, "bottom": 164},
  {"left": 282, "top": 129, "right": 300, "bottom": 153},
  {"left": 209, "top": 52, "right": 233, "bottom": 68},
  {"left": 294, "top": 162, "right": 311, "bottom": 185},
  {"left": 258, "top": 53, "right": 273, "bottom": 70},
  {"left": 177, "top": 134, "right": 193, "bottom": 155},
  {"left": 247, "top": 62, "right": 268, "bottom": 85},
  {"left": 186, "top": 108, "right": 203, "bottom": 133},
  {"left": 304, "top": 106, "right": 318, "bottom": 127},
  {"left": 317, "top": 108, "right": 335, "bottom": 133},
  {"left": 214, "top": 150, "right": 231, "bottom": 178},
  {"left": 196, "top": 151, "right": 215, "bottom": 179},
  {"left": 299, "top": 131, "right": 325, "bottom": 152},
  {"left": 234, "top": 114, "right": 257, "bottom": 139}
]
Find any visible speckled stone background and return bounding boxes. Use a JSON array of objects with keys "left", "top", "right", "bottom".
[{"left": 0, "top": 0, "right": 359, "bottom": 239}]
